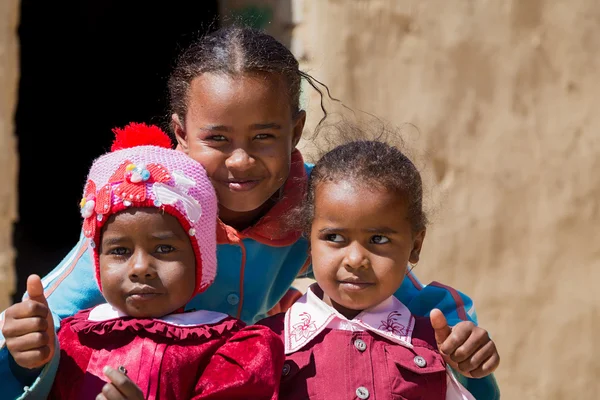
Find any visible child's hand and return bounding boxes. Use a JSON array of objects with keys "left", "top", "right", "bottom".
[
  {"left": 1, "top": 275, "right": 55, "bottom": 369},
  {"left": 430, "top": 308, "right": 500, "bottom": 378},
  {"left": 97, "top": 366, "right": 144, "bottom": 400}
]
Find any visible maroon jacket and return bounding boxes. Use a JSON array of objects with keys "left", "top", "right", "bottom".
[
  {"left": 50, "top": 304, "right": 283, "bottom": 400},
  {"left": 259, "top": 286, "right": 474, "bottom": 400}
]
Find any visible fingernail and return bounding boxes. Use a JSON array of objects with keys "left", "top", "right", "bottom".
[{"left": 103, "top": 366, "right": 110, "bottom": 374}]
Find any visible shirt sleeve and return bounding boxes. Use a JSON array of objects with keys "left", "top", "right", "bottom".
[
  {"left": 0, "top": 232, "right": 103, "bottom": 399},
  {"left": 267, "top": 287, "right": 303, "bottom": 316},
  {"left": 395, "top": 269, "right": 477, "bottom": 327},
  {"left": 193, "top": 325, "right": 284, "bottom": 400},
  {"left": 446, "top": 369, "right": 476, "bottom": 400},
  {"left": 396, "top": 269, "right": 501, "bottom": 399},
  {"left": 35, "top": 233, "right": 105, "bottom": 321}
]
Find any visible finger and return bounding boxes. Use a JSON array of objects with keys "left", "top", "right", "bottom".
[
  {"left": 96, "top": 395, "right": 108, "bottom": 400},
  {"left": 12, "top": 346, "right": 51, "bottom": 369},
  {"left": 437, "top": 321, "right": 475, "bottom": 356},
  {"left": 4, "top": 302, "right": 48, "bottom": 321},
  {"left": 451, "top": 327, "right": 489, "bottom": 363},
  {"left": 429, "top": 309, "right": 452, "bottom": 350},
  {"left": 104, "top": 366, "right": 143, "bottom": 398},
  {"left": 6, "top": 331, "right": 49, "bottom": 352},
  {"left": 24, "top": 275, "right": 56, "bottom": 351},
  {"left": 2, "top": 316, "right": 48, "bottom": 338},
  {"left": 467, "top": 351, "right": 500, "bottom": 378},
  {"left": 101, "top": 383, "right": 126, "bottom": 400},
  {"left": 457, "top": 340, "right": 497, "bottom": 373},
  {"left": 26, "top": 275, "right": 48, "bottom": 306}
]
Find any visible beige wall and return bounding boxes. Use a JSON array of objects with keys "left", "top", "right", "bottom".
[
  {"left": 294, "top": 0, "right": 599, "bottom": 399},
  {"left": 0, "top": 0, "right": 19, "bottom": 312}
]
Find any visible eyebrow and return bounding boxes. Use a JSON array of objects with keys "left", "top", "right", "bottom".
[
  {"left": 199, "top": 122, "right": 282, "bottom": 132},
  {"left": 318, "top": 227, "right": 347, "bottom": 234},
  {"left": 250, "top": 123, "right": 282, "bottom": 130},
  {"left": 150, "top": 232, "right": 185, "bottom": 241},
  {"left": 200, "top": 125, "right": 230, "bottom": 132},
  {"left": 318, "top": 227, "right": 399, "bottom": 234},
  {"left": 102, "top": 237, "right": 127, "bottom": 247},
  {"left": 101, "top": 232, "right": 184, "bottom": 246},
  {"left": 365, "top": 227, "right": 398, "bottom": 234}
]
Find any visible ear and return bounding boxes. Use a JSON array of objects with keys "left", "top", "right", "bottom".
[
  {"left": 408, "top": 229, "right": 426, "bottom": 264},
  {"left": 172, "top": 114, "right": 189, "bottom": 154},
  {"left": 291, "top": 110, "right": 306, "bottom": 149}
]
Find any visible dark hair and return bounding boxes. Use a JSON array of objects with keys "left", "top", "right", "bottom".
[
  {"left": 302, "top": 138, "right": 428, "bottom": 235},
  {"left": 168, "top": 25, "right": 333, "bottom": 125}
]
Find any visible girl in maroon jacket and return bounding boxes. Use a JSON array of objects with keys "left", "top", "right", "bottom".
[
  {"left": 261, "top": 135, "right": 500, "bottom": 399},
  {"left": 42, "top": 123, "right": 283, "bottom": 400}
]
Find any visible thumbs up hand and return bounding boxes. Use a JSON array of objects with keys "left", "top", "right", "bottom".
[
  {"left": 2, "top": 275, "right": 56, "bottom": 369},
  {"left": 429, "top": 308, "right": 500, "bottom": 378}
]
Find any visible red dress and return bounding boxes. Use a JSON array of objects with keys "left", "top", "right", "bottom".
[{"left": 49, "top": 304, "right": 283, "bottom": 400}]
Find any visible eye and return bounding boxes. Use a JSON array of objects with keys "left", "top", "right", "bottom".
[
  {"left": 108, "top": 247, "right": 130, "bottom": 256},
  {"left": 371, "top": 235, "right": 390, "bottom": 244},
  {"left": 206, "top": 135, "right": 227, "bottom": 142},
  {"left": 254, "top": 133, "right": 274, "bottom": 140},
  {"left": 156, "top": 245, "right": 175, "bottom": 254},
  {"left": 325, "top": 233, "right": 344, "bottom": 243}
]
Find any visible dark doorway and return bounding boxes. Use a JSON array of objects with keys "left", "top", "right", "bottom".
[{"left": 13, "top": 0, "right": 219, "bottom": 303}]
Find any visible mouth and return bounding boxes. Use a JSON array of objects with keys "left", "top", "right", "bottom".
[
  {"left": 127, "top": 286, "right": 163, "bottom": 301},
  {"left": 218, "top": 179, "right": 262, "bottom": 192},
  {"left": 338, "top": 279, "right": 374, "bottom": 291}
]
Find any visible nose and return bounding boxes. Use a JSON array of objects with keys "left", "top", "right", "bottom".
[
  {"left": 225, "top": 147, "right": 255, "bottom": 172},
  {"left": 128, "top": 250, "right": 157, "bottom": 281},
  {"left": 343, "top": 242, "right": 371, "bottom": 269}
]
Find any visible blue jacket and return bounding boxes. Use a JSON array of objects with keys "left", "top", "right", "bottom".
[{"left": 0, "top": 154, "right": 499, "bottom": 399}]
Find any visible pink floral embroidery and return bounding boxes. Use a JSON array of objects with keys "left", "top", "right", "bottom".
[
  {"left": 290, "top": 312, "right": 317, "bottom": 342},
  {"left": 378, "top": 311, "right": 407, "bottom": 336}
]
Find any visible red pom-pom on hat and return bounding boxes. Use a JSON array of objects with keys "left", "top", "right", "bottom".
[{"left": 111, "top": 122, "right": 173, "bottom": 151}]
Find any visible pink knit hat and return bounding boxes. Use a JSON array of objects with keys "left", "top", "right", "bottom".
[{"left": 79, "top": 123, "right": 218, "bottom": 296}]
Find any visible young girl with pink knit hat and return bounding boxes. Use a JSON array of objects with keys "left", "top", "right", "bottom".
[{"left": 12, "top": 124, "right": 283, "bottom": 400}]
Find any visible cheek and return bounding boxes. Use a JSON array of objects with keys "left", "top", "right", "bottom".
[
  {"left": 99, "top": 266, "right": 124, "bottom": 298},
  {"left": 187, "top": 147, "right": 223, "bottom": 176},
  {"left": 374, "top": 258, "right": 406, "bottom": 286},
  {"left": 264, "top": 150, "right": 291, "bottom": 181},
  {"left": 311, "top": 245, "right": 339, "bottom": 281},
  {"left": 162, "top": 264, "right": 196, "bottom": 296}
]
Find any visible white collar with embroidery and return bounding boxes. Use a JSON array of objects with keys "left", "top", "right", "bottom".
[
  {"left": 88, "top": 303, "right": 229, "bottom": 327},
  {"left": 284, "top": 285, "right": 415, "bottom": 354}
]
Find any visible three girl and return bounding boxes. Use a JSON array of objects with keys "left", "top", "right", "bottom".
[{"left": 0, "top": 25, "right": 499, "bottom": 398}]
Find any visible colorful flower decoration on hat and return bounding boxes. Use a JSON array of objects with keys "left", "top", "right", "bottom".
[
  {"left": 80, "top": 180, "right": 112, "bottom": 239},
  {"left": 108, "top": 160, "right": 172, "bottom": 206}
]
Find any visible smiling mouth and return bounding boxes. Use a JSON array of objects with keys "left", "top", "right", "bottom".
[{"left": 220, "top": 179, "right": 261, "bottom": 191}]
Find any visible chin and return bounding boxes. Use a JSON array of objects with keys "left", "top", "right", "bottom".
[
  {"left": 338, "top": 296, "right": 377, "bottom": 311},
  {"left": 220, "top": 190, "right": 278, "bottom": 213},
  {"left": 220, "top": 201, "right": 265, "bottom": 214},
  {"left": 125, "top": 304, "right": 166, "bottom": 319},
  {"left": 217, "top": 185, "right": 280, "bottom": 213}
]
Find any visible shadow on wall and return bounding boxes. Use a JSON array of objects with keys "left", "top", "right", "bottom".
[{"left": 12, "top": 0, "right": 219, "bottom": 303}]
